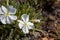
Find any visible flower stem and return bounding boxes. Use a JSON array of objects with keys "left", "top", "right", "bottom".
[
  {"left": 33, "top": 28, "right": 42, "bottom": 32},
  {"left": 4, "top": 24, "right": 5, "bottom": 27},
  {"left": 33, "top": 28, "right": 45, "bottom": 34},
  {"left": 7, "top": 0, "right": 9, "bottom": 6}
]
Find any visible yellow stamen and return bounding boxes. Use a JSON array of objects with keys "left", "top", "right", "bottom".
[
  {"left": 24, "top": 22, "right": 27, "bottom": 27},
  {"left": 5, "top": 13, "right": 9, "bottom": 16}
]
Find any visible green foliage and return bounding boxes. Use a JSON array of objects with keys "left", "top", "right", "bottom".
[{"left": 0, "top": 0, "right": 42, "bottom": 40}]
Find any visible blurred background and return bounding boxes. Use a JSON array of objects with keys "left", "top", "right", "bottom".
[{"left": 0, "top": 0, "right": 60, "bottom": 40}]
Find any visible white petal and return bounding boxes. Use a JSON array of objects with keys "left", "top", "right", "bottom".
[
  {"left": 27, "top": 22, "right": 34, "bottom": 29},
  {"left": 27, "top": 22, "right": 34, "bottom": 25},
  {"left": 8, "top": 5, "right": 16, "bottom": 14},
  {"left": 18, "top": 23, "right": 24, "bottom": 29},
  {"left": 18, "top": 20, "right": 24, "bottom": 29},
  {"left": 0, "top": 15, "right": 6, "bottom": 24},
  {"left": 18, "top": 20, "right": 24, "bottom": 24},
  {"left": 9, "top": 15, "right": 17, "bottom": 20},
  {"left": 1, "top": 5, "right": 7, "bottom": 13},
  {"left": 0, "top": 8, "right": 4, "bottom": 14},
  {"left": 6, "top": 17, "right": 11, "bottom": 24},
  {"left": 8, "top": 5, "right": 13, "bottom": 8},
  {"left": 28, "top": 25, "right": 34, "bottom": 29},
  {"left": 22, "top": 27, "right": 29, "bottom": 34},
  {"left": 21, "top": 14, "right": 29, "bottom": 22}
]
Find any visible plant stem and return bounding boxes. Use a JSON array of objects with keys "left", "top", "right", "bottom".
[
  {"left": 4, "top": 24, "right": 5, "bottom": 27},
  {"left": 33, "top": 28, "right": 45, "bottom": 34},
  {"left": 33, "top": 28, "right": 42, "bottom": 32},
  {"left": 7, "top": 0, "right": 9, "bottom": 6}
]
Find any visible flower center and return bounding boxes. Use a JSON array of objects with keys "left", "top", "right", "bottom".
[
  {"left": 24, "top": 22, "right": 27, "bottom": 27},
  {"left": 5, "top": 13, "right": 9, "bottom": 16}
]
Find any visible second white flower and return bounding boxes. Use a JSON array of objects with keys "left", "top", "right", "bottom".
[{"left": 18, "top": 14, "right": 34, "bottom": 34}]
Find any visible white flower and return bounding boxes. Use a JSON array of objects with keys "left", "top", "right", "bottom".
[
  {"left": 18, "top": 14, "right": 34, "bottom": 34},
  {"left": 0, "top": 5, "right": 17, "bottom": 24}
]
